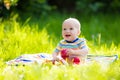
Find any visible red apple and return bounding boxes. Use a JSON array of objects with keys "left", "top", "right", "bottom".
[
  {"left": 61, "top": 49, "right": 69, "bottom": 59},
  {"left": 73, "top": 57, "right": 80, "bottom": 64}
]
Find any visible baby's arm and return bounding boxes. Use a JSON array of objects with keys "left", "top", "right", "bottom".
[
  {"left": 52, "top": 52, "right": 68, "bottom": 65},
  {"left": 67, "top": 48, "right": 88, "bottom": 56},
  {"left": 67, "top": 39, "right": 89, "bottom": 56},
  {"left": 52, "top": 52, "right": 59, "bottom": 60}
]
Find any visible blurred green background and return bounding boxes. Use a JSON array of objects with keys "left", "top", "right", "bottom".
[{"left": 0, "top": 0, "right": 120, "bottom": 45}]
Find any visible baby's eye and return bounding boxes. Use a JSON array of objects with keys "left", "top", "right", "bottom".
[
  {"left": 70, "top": 28, "right": 73, "bottom": 30},
  {"left": 63, "top": 28, "right": 66, "bottom": 30}
]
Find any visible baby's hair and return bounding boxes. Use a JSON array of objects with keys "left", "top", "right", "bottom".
[{"left": 62, "top": 18, "right": 81, "bottom": 31}]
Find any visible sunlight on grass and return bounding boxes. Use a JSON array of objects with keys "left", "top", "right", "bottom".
[
  {"left": 0, "top": 20, "right": 54, "bottom": 61},
  {"left": 0, "top": 62, "right": 120, "bottom": 80}
]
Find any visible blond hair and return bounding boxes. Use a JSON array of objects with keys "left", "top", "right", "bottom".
[{"left": 62, "top": 18, "right": 81, "bottom": 31}]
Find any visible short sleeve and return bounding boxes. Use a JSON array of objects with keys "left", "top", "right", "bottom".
[
  {"left": 77, "top": 38, "right": 88, "bottom": 49},
  {"left": 54, "top": 43, "right": 62, "bottom": 53}
]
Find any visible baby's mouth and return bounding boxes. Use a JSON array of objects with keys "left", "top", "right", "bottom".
[{"left": 65, "top": 35, "right": 71, "bottom": 37}]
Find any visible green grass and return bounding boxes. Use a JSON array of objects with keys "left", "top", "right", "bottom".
[{"left": 0, "top": 13, "right": 120, "bottom": 80}]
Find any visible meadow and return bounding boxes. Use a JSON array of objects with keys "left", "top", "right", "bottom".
[{"left": 0, "top": 13, "right": 120, "bottom": 80}]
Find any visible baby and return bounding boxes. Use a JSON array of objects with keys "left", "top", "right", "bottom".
[{"left": 52, "top": 18, "right": 89, "bottom": 65}]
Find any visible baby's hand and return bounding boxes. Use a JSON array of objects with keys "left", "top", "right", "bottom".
[
  {"left": 61, "top": 49, "right": 74, "bottom": 57},
  {"left": 61, "top": 49, "right": 68, "bottom": 56},
  {"left": 61, "top": 49, "right": 69, "bottom": 59},
  {"left": 66, "top": 49, "right": 74, "bottom": 55}
]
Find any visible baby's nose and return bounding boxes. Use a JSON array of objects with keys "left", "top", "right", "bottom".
[{"left": 66, "top": 29, "right": 70, "bottom": 32}]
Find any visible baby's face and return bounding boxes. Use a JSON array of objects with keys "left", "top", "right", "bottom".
[{"left": 62, "top": 22, "right": 80, "bottom": 42}]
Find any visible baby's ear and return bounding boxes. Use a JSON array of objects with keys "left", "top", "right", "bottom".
[{"left": 78, "top": 30, "right": 81, "bottom": 35}]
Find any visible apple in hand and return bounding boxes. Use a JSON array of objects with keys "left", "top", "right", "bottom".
[{"left": 61, "top": 49, "right": 69, "bottom": 59}]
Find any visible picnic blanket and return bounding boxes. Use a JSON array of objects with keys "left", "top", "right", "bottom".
[
  {"left": 6, "top": 53, "right": 118, "bottom": 66},
  {"left": 86, "top": 54, "right": 118, "bottom": 65}
]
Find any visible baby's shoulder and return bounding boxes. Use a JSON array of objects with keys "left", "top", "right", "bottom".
[
  {"left": 59, "top": 39, "right": 66, "bottom": 44},
  {"left": 78, "top": 38, "right": 86, "bottom": 42}
]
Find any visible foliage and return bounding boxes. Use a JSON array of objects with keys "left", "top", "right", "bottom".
[
  {"left": 75, "top": 0, "right": 120, "bottom": 14},
  {"left": 0, "top": 0, "right": 54, "bottom": 18},
  {"left": 0, "top": 0, "right": 120, "bottom": 19},
  {"left": 48, "top": 0, "right": 120, "bottom": 14},
  {"left": 16, "top": 0, "right": 53, "bottom": 15}
]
